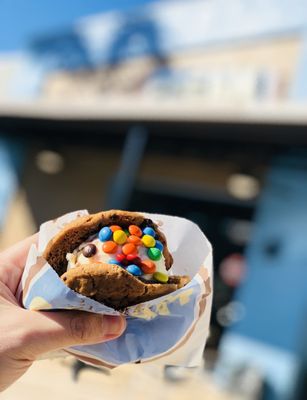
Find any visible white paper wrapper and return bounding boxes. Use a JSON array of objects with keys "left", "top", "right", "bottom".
[{"left": 17, "top": 210, "right": 212, "bottom": 368}]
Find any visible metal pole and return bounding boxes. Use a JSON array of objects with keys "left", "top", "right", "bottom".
[{"left": 105, "top": 125, "right": 149, "bottom": 210}]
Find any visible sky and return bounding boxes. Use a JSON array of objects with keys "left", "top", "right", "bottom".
[{"left": 0, "top": 0, "right": 155, "bottom": 52}]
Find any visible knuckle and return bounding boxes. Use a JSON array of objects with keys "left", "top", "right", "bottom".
[{"left": 69, "top": 315, "right": 91, "bottom": 342}]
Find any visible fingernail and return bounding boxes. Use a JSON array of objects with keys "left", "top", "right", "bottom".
[{"left": 102, "top": 315, "right": 126, "bottom": 339}]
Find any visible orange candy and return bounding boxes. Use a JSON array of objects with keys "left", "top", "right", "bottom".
[
  {"left": 128, "top": 225, "right": 142, "bottom": 237},
  {"left": 128, "top": 235, "right": 142, "bottom": 246},
  {"left": 110, "top": 225, "right": 121, "bottom": 232},
  {"left": 122, "top": 243, "right": 137, "bottom": 255},
  {"left": 141, "top": 260, "right": 156, "bottom": 274},
  {"left": 103, "top": 241, "right": 118, "bottom": 254}
]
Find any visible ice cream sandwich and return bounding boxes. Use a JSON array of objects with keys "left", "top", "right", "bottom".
[{"left": 43, "top": 210, "right": 190, "bottom": 309}]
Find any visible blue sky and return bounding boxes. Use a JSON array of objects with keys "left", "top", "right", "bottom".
[{"left": 0, "top": 0, "right": 155, "bottom": 52}]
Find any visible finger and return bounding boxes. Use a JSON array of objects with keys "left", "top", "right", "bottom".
[
  {"left": 19, "top": 310, "right": 126, "bottom": 358},
  {"left": 0, "top": 233, "right": 38, "bottom": 270}
]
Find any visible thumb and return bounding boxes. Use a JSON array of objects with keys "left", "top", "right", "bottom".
[{"left": 20, "top": 309, "right": 126, "bottom": 358}]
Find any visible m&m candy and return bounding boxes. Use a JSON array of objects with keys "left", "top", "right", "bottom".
[
  {"left": 128, "top": 225, "right": 142, "bottom": 237},
  {"left": 126, "top": 264, "right": 142, "bottom": 276},
  {"left": 147, "top": 247, "right": 162, "bottom": 261},
  {"left": 153, "top": 272, "right": 169, "bottom": 283},
  {"left": 155, "top": 240, "right": 164, "bottom": 252},
  {"left": 82, "top": 244, "right": 97, "bottom": 258},
  {"left": 113, "top": 230, "right": 127, "bottom": 245},
  {"left": 81, "top": 222, "right": 169, "bottom": 281},
  {"left": 116, "top": 253, "right": 126, "bottom": 263},
  {"left": 128, "top": 235, "right": 142, "bottom": 245},
  {"left": 109, "top": 259, "right": 122, "bottom": 266},
  {"left": 98, "top": 227, "right": 112, "bottom": 241},
  {"left": 122, "top": 243, "right": 137, "bottom": 255},
  {"left": 143, "top": 227, "right": 156, "bottom": 237},
  {"left": 103, "top": 241, "right": 118, "bottom": 254},
  {"left": 110, "top": 225, "right": 121, "bottom": 232},
  {"left": 126, "top": 253, "right": 139, "bottom": 262},
  {"left": 142, "top": 235, "right": 156, "bottom": 248},
  {"left": 141, "top": 260, "right": 156, "bottom": 274}
]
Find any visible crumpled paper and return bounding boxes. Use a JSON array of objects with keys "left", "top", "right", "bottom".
[{"left": 17, "top": 210, "right": 212, "bottom": 368}]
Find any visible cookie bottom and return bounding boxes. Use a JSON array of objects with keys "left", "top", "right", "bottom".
[{"left": 61, "top": 263, "right": 190, "bottom": 309}]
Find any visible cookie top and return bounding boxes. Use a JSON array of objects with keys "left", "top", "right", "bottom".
[{"left": 44, "top": 210, "right": 173, "bottom": 277}]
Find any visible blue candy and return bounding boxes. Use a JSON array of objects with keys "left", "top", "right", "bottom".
[
  {"left": 126, "top": 264, "right": 142, "bottom": 276},
  {"left": 155, "top": 240, "right": 164, "bottom": 251},
  {"left": 108, "top": 259, "right": 122, "bottom": 266},
  {"left": 98, "top": 226, "right": 112, "bottom": 241},
  {"left": 143, "top": 227, "right": 156, "bottom": 237}
]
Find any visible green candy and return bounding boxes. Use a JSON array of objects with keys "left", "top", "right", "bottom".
[
  {"left": 147, "top": 247, "right": 162, "bottom": 261},
  {"left": 153, "top": 272, "right": 169, "bottom": 283},
  {"left": 124, "top": 229, "right": 130, "bottom": 236}
]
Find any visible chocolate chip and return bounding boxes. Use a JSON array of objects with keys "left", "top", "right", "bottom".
[{"left": 82, "top": 244, "right": 97, "bottom": 258}]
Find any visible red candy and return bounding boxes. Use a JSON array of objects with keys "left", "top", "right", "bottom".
[
  {"left": 122, "top": 243, "right": 137, "bottom": 255},
  {"left": 128, "top": 235, "right": 142, "bottom": 245},
  {"left": 110, "top": 225, "right": 121, "bottom": 232},
  {"left": 126, "top": 254, "right": 141, "bottom": 264},
  {"left": 141, "top": 260, "right": 156, "bottom": 274},
  {"left": 128, "top": 225, "right": 142, "bottom": 237},
  {"left": 116, "top": 253, "right": 126, "bottom": 262},
  {"left": 103, "top": 241, "right": 118, "bottom": 254}
]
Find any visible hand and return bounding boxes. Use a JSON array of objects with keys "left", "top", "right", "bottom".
[{"left": 0, "top": 235, "right": 126, "bottom": 392}]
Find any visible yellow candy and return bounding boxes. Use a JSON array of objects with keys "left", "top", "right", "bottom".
[
  {"left": 142, "top": 234, "right": 156, "bottom": 248},
  {"left": 153, "top": 272, "right": 169, "bottom": 283},
  {"left": 113, "top": 230, "right": 127, "bottom": 245}
]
